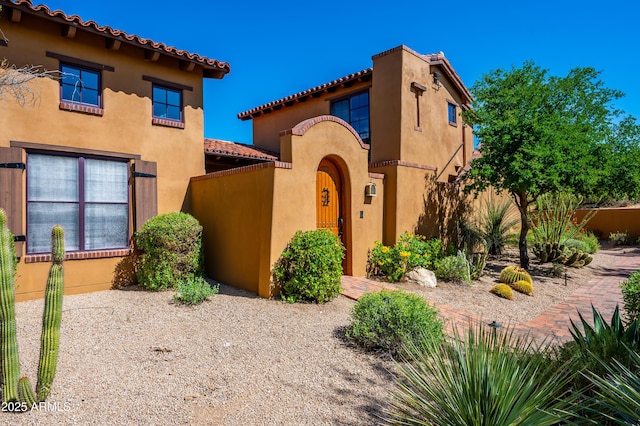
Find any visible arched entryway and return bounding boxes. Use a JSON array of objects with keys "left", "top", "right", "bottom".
[{"left": 316, "top": 158, "right": 350, "bottom": 274}]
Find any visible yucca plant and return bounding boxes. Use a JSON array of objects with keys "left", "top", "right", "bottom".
[
  {"left": 478, "top": 196, "right": 518, "bottom": 255},
  {"left": 574, "top": 344, "right": 640, "bottom": 425},
  {"left": 384, "top": 323, "right": 576, "bottom": 425}
]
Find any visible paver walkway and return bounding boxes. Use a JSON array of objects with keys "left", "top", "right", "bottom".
[{"left": 341, "top": 247, "right": 640, "bottom": 342}]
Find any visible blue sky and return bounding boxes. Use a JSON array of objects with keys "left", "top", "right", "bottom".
[{"left": 41, "top": 0, "right": 640, "bottom": 145}]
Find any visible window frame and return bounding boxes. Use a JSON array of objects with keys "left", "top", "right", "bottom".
[
  {"left": 59, "top": 62, "right": 102, "bottom": 108},
  {"left": 329, "top": 90, "right": 371, "bottom": 144},
  {"left": 151, "top": 84, "right": 184, "bottom": 123},
  {"left": 25, "top": 151, "right": 130, "bottom": 255},
  {"left": 448, "top": 101, "right": 458, "bottom": 126}
]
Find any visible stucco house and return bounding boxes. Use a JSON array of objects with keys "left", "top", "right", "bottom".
[
  {"left": 0, "top": 0, "right": 229, "bottom": 300},
  {"left": 191, "top": 45, "right": 474, "bottom": 298}
]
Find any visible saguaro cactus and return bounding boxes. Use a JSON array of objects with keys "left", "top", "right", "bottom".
[{"left": 0, "top": 209, "right": 65, "bottom": 409}]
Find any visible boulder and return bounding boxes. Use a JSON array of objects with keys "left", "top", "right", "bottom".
[{"left": 402, "top": 268, "right": 437, "bottom": 288}]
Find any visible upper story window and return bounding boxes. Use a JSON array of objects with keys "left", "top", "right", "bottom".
[
  {"left": 448, "top": 102, "right": 457, "bottom": 125},
  {"left": 330, "top": 91, "right": 370, "bottom": 144},
  {"left": 152, "top": 85, "right": 182, "bottom": 122},
  {"left": 26, "top": 153, "right": 129, "bottom": 254},
  {"left": 60, "top": 64, "right": 101, "bottom": 107}
]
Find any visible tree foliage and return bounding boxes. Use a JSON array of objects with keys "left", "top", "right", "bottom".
[{"left": 462, "top": 61, "right": 639, "bottom": 268}]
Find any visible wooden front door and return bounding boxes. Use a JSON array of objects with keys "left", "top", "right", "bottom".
[{"left": 316, "top": 160, "right": 342, "bottom": 237}]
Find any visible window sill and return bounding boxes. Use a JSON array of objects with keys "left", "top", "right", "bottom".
[
  {"left": 24, "top": 248, "right": 131, "bottom": 264},
  {"left": 414, "top": 126, "right": 422, "bottom": 132},
  {"left": 152, "top": 117, "right": 185, "bottom": 129},
  {"left": 59, "top": 101, "right": 103, "bottom": 116},
  {"left": 448, "top": 121, "right": 458, "bottom": 128}
]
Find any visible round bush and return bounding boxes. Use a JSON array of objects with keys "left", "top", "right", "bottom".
[
  {"left": 135, "top": 212, "right": 203, "bottom": 291},
  {"left": 346, "top": 289, "right": 443, "bottom": 355},
  {"left": 491, "top": 283, "right": 513, "bottom": 300},
  {"left": 272, "top": 229, "right": 344, "bottom": 303}
]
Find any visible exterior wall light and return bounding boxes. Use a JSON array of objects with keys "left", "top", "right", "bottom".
[{"left": 365, "top": 182, "right": 377, "bottom": 197}]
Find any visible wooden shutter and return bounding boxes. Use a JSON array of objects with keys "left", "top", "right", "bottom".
[
  {"left": 133, "top": 159, "right": 158, "bottom": 231},
  {"left": 0, "top": 147, "right": 24, "bottom": 255}
]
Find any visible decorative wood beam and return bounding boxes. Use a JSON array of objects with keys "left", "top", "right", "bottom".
[
  {"left": 144, "top": 50, "right": 160, "bottom": 62},
  {"left": 179, "top": 61, "right": 195, "bottom": 72},
  {"left": 9, "top": 8, "right": 21, "bottom": 23},
  {"left": 105, "top": 38, "right": 121, "bottom": 51},
  {"left": 62, "top": 25, "right": 76, "bottom": 39}
]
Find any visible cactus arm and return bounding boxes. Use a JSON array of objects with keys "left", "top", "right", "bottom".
[
  {"left": 0, "top": 209, "right": 20, "bottom": 403},
  {"left": 18, "top": 377, "right": 36, "bottom": 408},
  {"left": 36, "top": 225, "right": 64, "bottom": 402}
]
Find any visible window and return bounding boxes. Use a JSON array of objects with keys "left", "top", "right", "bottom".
[
  {"left": 26, "top": 153, "right": 129, "bottom": 254},
  {"left": 448, "top": 102, "right": 457, "bottom": 125},
  {"left": 152, "top": 85, "right": 182, "bottom": 122},
  {"left": 330, "top": 91, "right": 370, "bottom": 144},
  {"left": 60, "top": 64, "right": 101, "bottom": 106}
]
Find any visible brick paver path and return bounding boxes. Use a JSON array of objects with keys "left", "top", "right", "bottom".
[{"left": 341, "top": 248, "right": 640, "bottom": 342}]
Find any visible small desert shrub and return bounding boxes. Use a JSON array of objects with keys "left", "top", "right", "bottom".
[
  {"left": 491, "top": 283, "right": 513, "bottom": 300},
  {"left": 575, "top": 231, "right": 600, "bottom": 253},
  {"left": 610, "top": 231, "right": 634, "bottom": 246},
  {"left": 499, "top": 265, "right": 533, "bottom": 285},
  {"left": 477, "top": 196, "right": 518, "bottom": 255},
  {"left": 136, "top": 212, "right": 204, "bottom": 291},
  {"left": 368, "top": 233, "right": 444, "bottom": 282},
  {"left": 433, "top": 252, "right": 471, "bottom": 283},
  {"left": 346, "top": 289, "right": 443, "bottom": 356},
  {"left": 512, "top": 280, "right": 534, "bottom": 296},
  {"left": 621, "top": 271, "right": 640, "bottom": 323},
  {"left": 174, "top": 276, "right": 218, "bottom": 305},
  {"left": 272, "top": 229, "right": 344, "bottom": 303},
  {"left": 563, "top": 238, "right": 589, "bottom": 253}
]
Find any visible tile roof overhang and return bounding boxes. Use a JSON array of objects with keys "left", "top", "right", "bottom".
[
  {"left": 204, "top": 138, "right": 278, "bottom": 161},
  {"left": 237, "top": 68, "right": 373, "bottom": 121},
  {"left": 1, "top": 0, "right": 230, "bottom": 78}
]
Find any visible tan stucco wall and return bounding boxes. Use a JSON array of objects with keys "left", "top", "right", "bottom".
[
  {"left": 0, "top": 10, "right": 210, "bottom": 300},
  {"left": 575, "top": 208, "right": 640, "bottom": 240},
  {"left": 251, "top": 80, "right": 371, "bottom": 153},
  {"left": 190, "top": 167, "right": 275, "bottom": 296},
  {"left": 192, "top": 118, "right": 384, "bottom": 298},
  {"left": 371, "top": 47, "right": 474, "bottom": 179}
]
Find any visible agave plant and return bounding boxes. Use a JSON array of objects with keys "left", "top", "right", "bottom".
[
  {"left": 478, "top": 196, "right": 519, "bottom": 255},
  {"left": 384, "top": 323, "right": 576, "bottom": 425}
]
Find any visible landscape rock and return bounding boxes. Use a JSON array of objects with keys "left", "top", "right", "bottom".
[{"left": 402, "top": 268, "right": 437, "bottom": 287}]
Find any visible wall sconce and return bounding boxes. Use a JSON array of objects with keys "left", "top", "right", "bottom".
[
  {"left": 432, "top": 71, "right": 442, "bottom": 88},
  {"left": 365, "top": 182, "right": 377, "bottom": 197}
]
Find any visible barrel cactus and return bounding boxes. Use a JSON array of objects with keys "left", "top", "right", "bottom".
[
  {"left": 499, "top": 265, "right": 533, "bottom": 285},
  {"left": 491, "top": 284, "right": 513, "bottom": 300},
  {"left": 0, "top": 209, "right": 65, "bottom": 410},
  {"left": 512, "top": 280, "right": 534, "bottom": 296}
]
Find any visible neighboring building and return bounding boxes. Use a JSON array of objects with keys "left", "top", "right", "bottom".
[
  {"left": 191, "top": 45, "right": 474, "bottom": 298},
  {"left": 0, "top": 0, "right": 229, "bottom": 300}
]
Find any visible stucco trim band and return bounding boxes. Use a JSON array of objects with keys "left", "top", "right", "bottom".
[
  {"left": 280, "top": 115, "right": 370, "bottom": 150},
  {"left": 369, "top": 160, "right": 437, "bottom": 172}
]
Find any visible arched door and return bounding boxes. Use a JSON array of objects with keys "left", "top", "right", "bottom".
[{"left": 316, "top": 159, "right": 347, "bottom": 271}]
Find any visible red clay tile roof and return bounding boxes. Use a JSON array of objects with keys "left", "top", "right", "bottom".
[
  {"left": 237, "top": 68, "right": 373, "bottom": 120},
  {"left": 238, "top": 45, "right": 473, "bottom": 121},
  {"left": 3, "top": 0, "right": 230, "bottom": 77},
  {"left": 204, "top": 139, "right": 278, "bottom": 161}
]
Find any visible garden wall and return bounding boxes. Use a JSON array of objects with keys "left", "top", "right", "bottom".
[{"left": 575, "top": 208, "right": 640, "bottom": 239}]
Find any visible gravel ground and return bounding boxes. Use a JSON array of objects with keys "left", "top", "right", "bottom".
[
  {"left": 1, "top": 286, "right": 395, "bottom": 425},
  {"left": 0, "top": 246, "right": 626, "bottom": 425},
  {"left": 401, "top": 246, "right": 623, "bottom": 326}
]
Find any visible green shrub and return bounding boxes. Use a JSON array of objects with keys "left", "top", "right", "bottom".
[
  {"left": 174, "top": 276, "right": 217, "bottom": 305},
  {"left": 368, "top": 233, "right": 444, "bottom": 282},
  {"left": 610, "top": 231, "right": 634, "bottom": 246},
  {"left": 563, "top": 238, "right": 589, "bottom": 253},
  {"left": 621, "top": 271, "right": 640, "bottom": 323},
  {"left": 433, "top": 252, "right": 471, "bottom": 283},
  {"left": 386, "top": 323, "right": 576, "bottom": 425},
  {"left": 135, "top": 212, "right": 204, "bottom": 291},
  {"left": 272, "top": 229, "right": 344, "bottom": 303},
  {"left": 575, "top": 231, "right": 600, "bottom": 253},
  {"left": 346, "top": 289, "right": 443, "bottom": 356}
]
